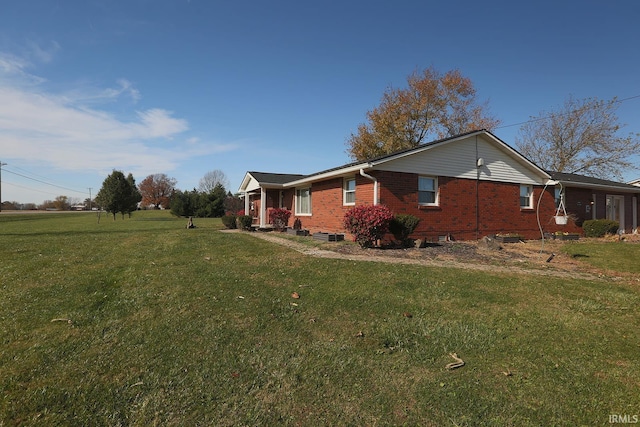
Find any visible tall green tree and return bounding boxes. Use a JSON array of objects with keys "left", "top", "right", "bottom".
[
  {"left": 170, "top": 184, "right": 227, "bottom": 218},
  {"left": 346, "top": 66, "right": 500, "bottom": 161},
  {"left": 124, "top": 173, "right": 142, "bottom": 217},
  {"left": 516, "top": 95, "right": 640, "bottom": 180},
  {"left": 96, "top": 170, "right": 140, "bottom": 220},
  {"left": 205, "top": 183, "right": 227, "bottom": 218}
]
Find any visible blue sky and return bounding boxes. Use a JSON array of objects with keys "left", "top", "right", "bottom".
[{"left": 1, "top": 0, "right": 639, "bottom": 205}]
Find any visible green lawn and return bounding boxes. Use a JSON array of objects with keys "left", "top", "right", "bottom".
[
  {"left": 561, "top": 240, "right": 640, "bottom": 274},
  {"left": 1, "top": 211, "right": 638, "bottom": 426}
]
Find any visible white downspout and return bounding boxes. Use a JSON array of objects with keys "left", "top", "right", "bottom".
[{"left": 359, "top": 169, "right": 378, "bottom": 205}]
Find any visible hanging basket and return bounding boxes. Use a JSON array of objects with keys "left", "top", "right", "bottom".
[{"left": 554, "top": 215, "right": 568, "bottom": 225}]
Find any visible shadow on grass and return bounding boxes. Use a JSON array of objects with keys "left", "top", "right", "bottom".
[{"left": 571, "top": 253, "right": 590, "bottom": 258}]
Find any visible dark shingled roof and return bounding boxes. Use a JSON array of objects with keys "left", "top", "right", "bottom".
[
  {"left": 549, "top": 171, "right": 640, "bottom": 191},
  {"left": 248, "top": 171, "right": 307, "bottom": 185}
]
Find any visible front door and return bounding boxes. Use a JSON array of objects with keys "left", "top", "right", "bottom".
[{"left": 606, "top": 195, "right": 625, "bottom": 232}]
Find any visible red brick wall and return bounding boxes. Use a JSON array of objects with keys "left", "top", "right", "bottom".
[
  {"left": 284, "top": 171, "right": 640, "bottom": 240},
  {"left": 376, "top": 171, "right": 563, "bottom": 240},
  {"left": 290, "top": 176, "right": 375, "bottom": 233}
]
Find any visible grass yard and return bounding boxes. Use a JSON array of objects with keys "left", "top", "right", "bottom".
[
  {"left": 561, "top": 240, "right": 640, "bottom": 274},
  {"left": 1, "top": 211, "right": 639, "bottom": 426}
]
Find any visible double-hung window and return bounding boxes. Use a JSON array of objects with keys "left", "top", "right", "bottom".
[
  {"left": 520, "top": 185, "right": 533, "bottom": 209},
  {"left": 418, "top": 176, "right": 438, "bottom": 205},
  {"left": 343, "top": 178, "right": 356, "bottom": 205},
  {"left": 295, "top": 188, "right": 311, "bottom": 215}
]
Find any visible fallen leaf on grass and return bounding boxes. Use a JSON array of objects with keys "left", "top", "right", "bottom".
[
  {"left": 291, "top": 292, "right": 300, "bottom": 299},
  {"left": 355, "top": 331, "right": 364, "bottom": 338},
  {"left": 445, "top": 352, "right": 465, "bottom": 370}
]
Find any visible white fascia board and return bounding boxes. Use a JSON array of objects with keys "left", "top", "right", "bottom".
[
  {"left": 257, "top": 183, "right": 286, "bottom": 189},
  {"left": 283, "top": 163, "right": 370, "bottom": 188},
  {"left": 238, "top": 173, "right": 255, "bottom": 192}
]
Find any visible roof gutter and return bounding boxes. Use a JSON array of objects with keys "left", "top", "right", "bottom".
[
  {"left": 359, "top": 169, "right": 378, "bottom": 205},
  {"left": 556, "top": 180, "right": 640, "bottom": 193}
]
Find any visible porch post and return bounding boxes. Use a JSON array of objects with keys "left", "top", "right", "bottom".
[
  {"left": 260, "top": 187, "right": 267, "bottom": 227},
  {"left": 633, "top": 196, "right": 637, "bottom": 234},
  {"left": 244, "top": 192, "right": 250, "bottom": 216}
]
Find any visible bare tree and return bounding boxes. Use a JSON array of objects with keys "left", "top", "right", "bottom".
[
  {"left": 198, "top": 169, "right": 229, "bottom": 193},
  {"left": 516, "top": 96, "right": 640, "bottom": 180}
]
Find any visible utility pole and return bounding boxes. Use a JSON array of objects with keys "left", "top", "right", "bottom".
[
  {"left": 88, "top": 187, "right": 92, "bottom": 211},
  {"left": 0, "top": 162, "right": 6, "bottom": 212}
]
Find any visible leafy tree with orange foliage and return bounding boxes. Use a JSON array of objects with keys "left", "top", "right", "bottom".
[
  {"left": 346, "top": 67, "right": 500, "bottom": 161},
  {"left": 138, "top": 173, "right": 177, "bottom": 209}
]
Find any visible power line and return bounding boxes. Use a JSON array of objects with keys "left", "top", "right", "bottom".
[
  {"left": 2, "top": 167, "right": 87, "bottom": 194},
  {"left": 495, "top": 93, "right": 640, "bottom": 131},
  {"left": 7, "top": 164, "right": 63, "bottom": 183},
  {"left": 4, "top": 180, "right": 67, "bottom": 196}
]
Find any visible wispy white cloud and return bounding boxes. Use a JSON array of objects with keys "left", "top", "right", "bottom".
[
  {"left": 135, "top": 108, "right": 188, "bottom": 138},
  {"left": 0, "top": 52, "right": 46, "bottom": 85},
  {"left": 0, "top": 83, "right": 237, "bottom": 180},
  {"left": 26, "top": 40, "right": 61, "bottom": 64},
  {"left": 0, "top": 47, "right": 237, "bottom": 182},
  {"left": 55, "top": 78, "right": 142, "bottom": 105}
]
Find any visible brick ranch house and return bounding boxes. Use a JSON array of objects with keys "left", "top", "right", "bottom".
[{"left": 239, "top": 130, "right": 640, "bottom": 241}]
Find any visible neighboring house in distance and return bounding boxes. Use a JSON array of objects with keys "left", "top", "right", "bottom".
[{"left": 239, "top": 130, "right": 640, "bottom": 241}]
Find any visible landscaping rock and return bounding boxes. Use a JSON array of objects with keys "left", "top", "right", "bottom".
[{"left": 478, "top": 236, "right": 502, "bottom": 251}]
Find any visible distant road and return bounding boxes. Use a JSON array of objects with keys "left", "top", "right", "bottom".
[{"left": 0, "top": 210, "right": 98, "bottom": 215}]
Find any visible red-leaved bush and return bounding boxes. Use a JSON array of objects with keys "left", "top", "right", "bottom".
[
  {"left": 269, "top": 208, "right": 292, "bottom": 230},
  {"left": 343, "top": 204, "right": 394, "bottom": 248}
]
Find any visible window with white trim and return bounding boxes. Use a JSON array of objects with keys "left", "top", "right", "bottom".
[
  {"left": 520, "top": 185, "right": 533, "bottom": 209},
  {"left": 343, "top": 178, "right": 356, "bottom": 205},
  {"left": 418, "top": 176, "right": 438, "bottom": 205},
  {"left": 295, "top": 188, "right": 311, "bottom": 215}
]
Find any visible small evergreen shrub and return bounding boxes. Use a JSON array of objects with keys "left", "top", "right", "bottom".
[
  {"left": 236, "top": 215, "right": 253, "bottom": 230},
  {"left": 269, "top": 208, "right": 291, "bottom": 230},
  {"left": 583, "top": 219, "right": 619, "bottom": 237},
  {"left": 389, "top": 214, "right": 421, "bottom": 246},
  {"left": 221, "top": 214, "right": 237, "bottom": 229},
  {"left": 343, "top": 204, "right": 394, "bottom": 248}
]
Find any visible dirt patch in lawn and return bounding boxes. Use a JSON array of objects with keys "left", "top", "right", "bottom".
[{"left": 227, "top": 229, "right": 640, "bottom": 284}]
